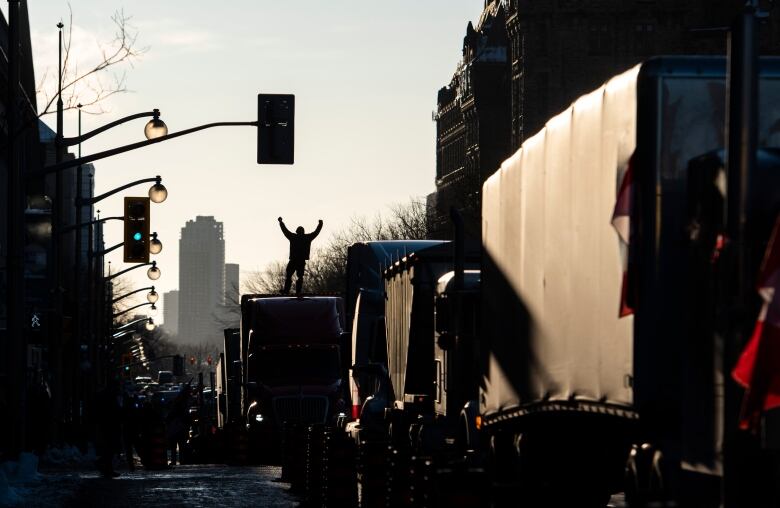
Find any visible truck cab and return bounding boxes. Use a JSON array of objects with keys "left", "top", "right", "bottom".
[{"left": 240, "top": 295, "right": 347, "bottom": 460}]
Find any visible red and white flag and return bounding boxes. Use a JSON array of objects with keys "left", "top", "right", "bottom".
[
  {"left": 732, "top": 215, "right": 780, "bottom": 431},
  {"left": 611, "top": 155, "right": 635, "bottom": 317}
]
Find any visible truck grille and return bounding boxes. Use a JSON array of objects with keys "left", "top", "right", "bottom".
[{"left": 272, "top": 396, "right": 328, "bottom": 426}]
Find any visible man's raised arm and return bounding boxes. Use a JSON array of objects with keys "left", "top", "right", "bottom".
[
  {"left": 309, "top": 219, "right": 323, "bottom": 239},
  {"left": 278, "top": 217, "right": 293, "bottom": 239}
]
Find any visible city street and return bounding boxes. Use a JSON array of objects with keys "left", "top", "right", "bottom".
[
  {"left": 8, "top": 461, "right": 629, "bottom": 507},
  {"left": 16, "top": 465, "right": 295, "bottom": 507}
]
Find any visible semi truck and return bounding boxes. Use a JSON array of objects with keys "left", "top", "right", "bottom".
[
  {"left": 480, "top": 56, "right": 780, "bottom": 505},
  {"left": 343, "top": 241, "right": 444, "bottom": 431},
  {"left": 346, "top": 240, "right": 480, "bottom": 506},
  {"left": 237, "top": 295, "right": 348, "bottom": 461}
]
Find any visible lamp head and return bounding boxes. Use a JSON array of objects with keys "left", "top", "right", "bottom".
[
  {"left": 145, "top": 318, "right": 156, "bottom": 332},
  {"left": 149, "top": 179, "right": 168, "bottom": 203},
  {"left": 144, "top": 110, "right": 168, "bottom": 140},
  {"left": 147, "top": 261, "right": 161, "bottom": 281},
  {"left": 149, "top": 232, "right": 163, "bottom": 255},
  {"left": 147, "top": 289, "right": 159, "bottom": 304}
]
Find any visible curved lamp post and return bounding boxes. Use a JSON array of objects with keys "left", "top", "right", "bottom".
[
  {"left": 111, "top": 286, "right": 157, "bottom": 305},
  {"left": 106, "top": 260, "right": 161, "bottom": 282},
  {"left": 113, "top": 302, "right": 156, "bottom": 319},
  {"left": 113, "top": 316, "right": 155, "bottom": 334}
]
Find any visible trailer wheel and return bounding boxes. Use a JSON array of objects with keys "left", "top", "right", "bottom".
[{"left": 624, "top": 443, "right": 665, "bottom": 507}]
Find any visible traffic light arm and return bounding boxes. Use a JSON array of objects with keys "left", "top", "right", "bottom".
[
  {"left": 105, "top": 261, "right": 156, "bottom": 282},
  {"left": 60, "top": 110, "right": 159, "bottom": 147},
  {"left": 77, "top": 176, "right": 161, "bottom": 206},
  {"left": 37, "top": 121, "right": 258, "bottom": 177}
]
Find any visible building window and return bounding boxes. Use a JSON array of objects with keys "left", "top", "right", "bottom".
[
  {"left": 634, "top": 23, "right": 656, "bottom": 55},
  {"left": 588, "top": 21, "right": 611, "bottom": 56}
]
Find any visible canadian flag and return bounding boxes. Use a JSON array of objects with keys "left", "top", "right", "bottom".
[
  {"left": 611, "top": 155, "right": 635, "bottom": 317},
  {"left": 732, "top": 215, "right": 780, "bottom": 431}
]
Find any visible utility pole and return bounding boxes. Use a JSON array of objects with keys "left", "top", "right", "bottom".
[
  {"left": 5, "top": 0, "right": 27, "bottom": 457},
  {"left": 724, "top": 1, "right": 761, "bottom": 505}
]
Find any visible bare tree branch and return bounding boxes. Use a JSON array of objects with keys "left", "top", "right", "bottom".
[{"left": 36, "top": 7, "right": 148, "bottom": 118}]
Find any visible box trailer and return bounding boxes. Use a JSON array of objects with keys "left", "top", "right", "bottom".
[{"left": 481, "top": 56, "right": 780, "bottom": 504}]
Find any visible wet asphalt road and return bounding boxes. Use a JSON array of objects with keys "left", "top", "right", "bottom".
[
  {"left": 21, "top": 465, "right": 295, "bottom": 507},
  {"left": 17, "top": 464, "right": 627, "bottom": 507}
]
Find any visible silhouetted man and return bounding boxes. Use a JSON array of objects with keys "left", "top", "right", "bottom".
[{"left": 278, "top": 217, "right": 323, "bottom": 295}]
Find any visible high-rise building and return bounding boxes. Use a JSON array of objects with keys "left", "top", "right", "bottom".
[
  {"left": 178, "top": 216, "right": 225, "bottom": 345},
  {"left": 162, "top": 290, "right": 179, "bottom": 336},
  {"left": 225, "top": 263, "right": 240, "bottom": 306}
]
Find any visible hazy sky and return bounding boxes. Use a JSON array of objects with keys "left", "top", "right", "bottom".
[{"left": 14, "top": 0, "right": 484, "bottom": 325}]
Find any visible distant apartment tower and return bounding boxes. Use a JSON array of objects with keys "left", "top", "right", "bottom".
[
  {"left": 162, "top": 290, "right": 179, "bottom": 336},
  {"left": 225, "top": 263, "right": 240, "bottom": 305},
  {"left": 178, "top": 216, "right": 225, "bottom": 345}
]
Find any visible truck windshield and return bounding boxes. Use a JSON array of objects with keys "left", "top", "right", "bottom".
[{"left": 254, "top": 347, "right": 340, "bottom": 386}]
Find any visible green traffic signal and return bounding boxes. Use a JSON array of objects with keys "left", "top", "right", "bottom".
[{"left": 133, "top": 232, "right": 142, "bottom": 241}]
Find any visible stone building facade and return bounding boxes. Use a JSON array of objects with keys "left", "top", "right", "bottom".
[
  {"left": 429, "top": 1, "right": 511, "bottom": 237},
  {"left": 429, "top": 0, "right": 780, "bottom": 237}
]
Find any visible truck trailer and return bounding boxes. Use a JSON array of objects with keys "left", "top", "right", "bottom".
[{"left": 481, "top": 56, "right": 780, "bottom": 505}]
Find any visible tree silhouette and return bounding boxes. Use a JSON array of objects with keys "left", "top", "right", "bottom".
[{"left": 36, "top": 7, "right": 147, "bottom": 118}]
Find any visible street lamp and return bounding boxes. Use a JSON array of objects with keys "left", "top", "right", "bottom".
[
  {"left": 105, "top": 260, "right": 161, "bottom": 282},
  {"left": 110, "top": 286, "right": 157, "bottom": 305},
  {"left": 113, "top": 302, "right": 156, "bottom": 318},
  {"left": 113, "top": 316, "right": 154, "bottom": 333},
  {"left": 144, "top": 110, "right": 169, "bottom": 140},
  {"left": 149, "top": 182, "right": 168, "bottom": 203},
  {"left": 147, "top": 263, "right": 161, "bottom": 280},
  {"left": 145, "top": 318, "right": 156, "bottom": 332},
  {"left": 149, "top": 232, "right": 163, "bottom": 255}
]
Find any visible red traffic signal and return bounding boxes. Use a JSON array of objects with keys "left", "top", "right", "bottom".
[
  {"left": 207, "top": 355, "right": 213, "bottom": 365},
  {"left": 189, "top": 356, "right": 196, "bottom": 365}
]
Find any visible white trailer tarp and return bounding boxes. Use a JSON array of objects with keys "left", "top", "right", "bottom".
[{"left": 481, "top": 64, "right": 640, "bottom": 416}]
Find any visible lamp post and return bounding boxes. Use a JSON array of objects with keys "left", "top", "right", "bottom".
[
  {"left": 113, "top": 302, "right": 157, "bottom": 319},
  {"left": 111, "top": 286, "right": 158, "bottom": 305},
  {"left": 5, "top": 0, "right": 26, "bottom": 456},
  {"left": 113, "top": 316, "right": 155, "bottom": 334}
]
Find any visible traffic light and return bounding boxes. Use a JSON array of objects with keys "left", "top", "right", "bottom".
[
  {"left": 257, "top": 93, "right": 294, "bottom": 165},
  {"left": 190, "top": 356, "right": 196, "bottom": 365},
  {"left": 123, "top": 196, "right": 150, "bottom": 263},
  {"left": 173, "top": 354, "right": 184, "bottom": 376},
  {"left": 207, "top": 355, "right": 213, "bottom": 366}
]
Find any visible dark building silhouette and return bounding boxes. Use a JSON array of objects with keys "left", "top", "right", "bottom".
[
  {"left": 429, "top": 0, "right": 780, "bottom": 237},
  {"left": 429, "top": 1, "right": 511, "bottom": 237}
]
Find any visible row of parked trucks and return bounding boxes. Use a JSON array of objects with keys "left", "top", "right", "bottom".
[{"left": 214, "top": 57, "right": 780, "bottom": 507}]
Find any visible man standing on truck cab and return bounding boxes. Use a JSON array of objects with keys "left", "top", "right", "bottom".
[{"left": 278, "top": 217, "right": 323, "bottom": 295}]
